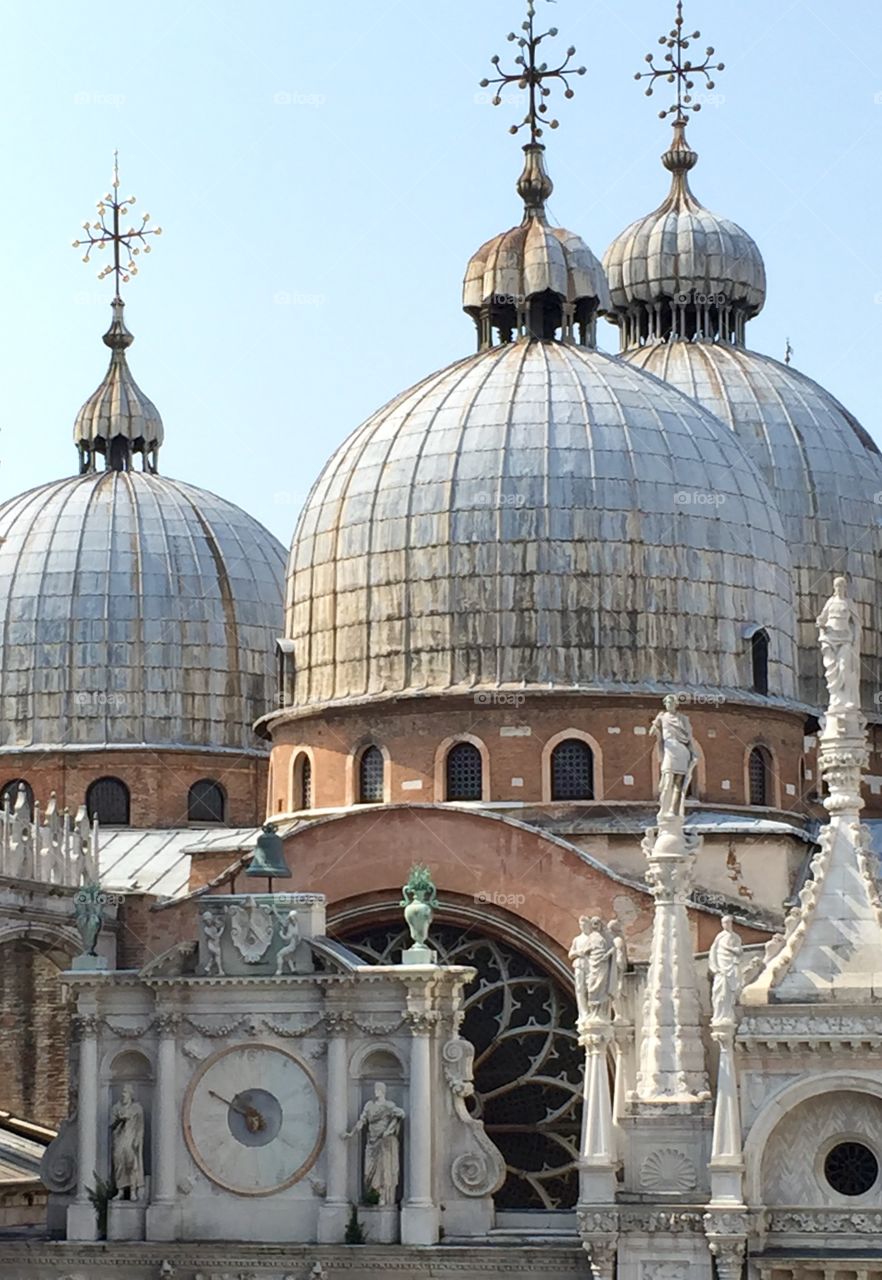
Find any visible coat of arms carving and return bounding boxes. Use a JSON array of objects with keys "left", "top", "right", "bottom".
[{"left": 228, "top": 897, "right": 275, "bottom": 963}]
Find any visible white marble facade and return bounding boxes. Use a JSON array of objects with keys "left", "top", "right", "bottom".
[{"left": 42, "top": 891, "right": 504, "bottom": 1257}]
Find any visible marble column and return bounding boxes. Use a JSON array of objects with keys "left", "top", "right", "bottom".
[
  {"left": 318, "top": 1013, "right": 351, "bottom": 1242},
  {"left": 67, "top": 1013, "right": 100, "bottom": 1241},
  {"left": 578, "top": 1021, "right": 617, "bottom": 1204},
  {"left": 709, "top": 1024, "right": 744, "bottom": 1206},
  {"left": 400, "top": 1011, "right": 439, "bottom": 1245},
  {"left": 146, "top": 1011, "right": 180, "bottom": 1241},
  {"left": 635, "top": 818, "right": 709, "bottom": 1102}
]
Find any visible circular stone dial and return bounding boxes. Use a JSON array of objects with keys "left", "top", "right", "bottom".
[{"left": 183, "top": 1043, "right": 324, "bottom": 1195}]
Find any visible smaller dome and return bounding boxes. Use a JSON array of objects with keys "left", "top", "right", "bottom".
[
  {"left": 603, "top": 121, "right": 766, "bottom": 348},
  {"left": 74, "top": 300, "right": 164, "bottom": 474},
  {"left": 463, "top": 144, "right": 610, "bottom": 350}
]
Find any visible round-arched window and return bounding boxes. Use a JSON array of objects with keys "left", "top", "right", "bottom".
[
  {"left": 188, "top": 779, "right": 225, "bottom": 824},
  {"left": 86, "top": 777, "right": 130, "bottom": 826},
  {"left": 292, "top": 754, "right": 312, "bottom": 811},
  {"left": 550, "top": 739, "right": 594, "bottom": 801},
  {"left": 748, "top": 747, "right": 772, "bottom": 807},
  {"left": 358, "top": 746, "right": 385, "bottom": 804},
  {"left": 446, "top": 742, "right": 483, "bottom": 801},
  {"left": 0, "top": 779, "right": 34, "bottom": 817},
  {"left": 337, "top": 921, "right": 581, "bottom": 1209}
]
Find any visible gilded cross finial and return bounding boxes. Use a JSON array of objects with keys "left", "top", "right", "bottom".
[
  {"left": 635, "top": 1, "right": 724, "bottom": 122},
  {"left": 480, "top": 0, "right": 586, "bottom": 143},
  {"left": 72, "top": 152, "right": 162, "bottom": 299}
]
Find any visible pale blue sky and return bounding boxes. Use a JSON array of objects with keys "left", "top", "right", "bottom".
[{"left": 0, "top": 0, "right": 880, "bottom": 544}]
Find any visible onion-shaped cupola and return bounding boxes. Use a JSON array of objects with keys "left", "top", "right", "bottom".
[
  {"left": 74, "top": 299, "right": 164, "bottom": 474},
  {"left": 463, "top": 4, "right": 609, "bottom": 350},
  {"left": 603, "top": 6, "right": 765, "bottom": 349},
  {"left": 71, "top": 154, "right": 164, "bottom": 474}
]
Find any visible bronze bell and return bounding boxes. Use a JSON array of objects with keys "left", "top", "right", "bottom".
[{"left": 245, "top": 823, "right": 291, "bottom": 880}]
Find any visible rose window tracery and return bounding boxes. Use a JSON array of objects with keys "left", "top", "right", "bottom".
[{"left": 335, "top": 921, "right": 582, "bottom": 1208}]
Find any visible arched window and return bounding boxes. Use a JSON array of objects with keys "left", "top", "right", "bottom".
[
  {"left": 0, "top": 779, "right": 33, "bottom": 817},
  {"left": 751, "top": 629, "right": 770, "bottom": 695},
  {"left": 446, "top": 742, "right": 483, "bottom": 801},
  {"left": 358, "top": 746, "right": 385, "bottom": 804},
  {"left": 748, "top": 747, "right": 772, "bottom": 807},
  {"left": 550, "top": 739, "right": 594, "bottom": 801},
  {"left": 86, "top": 777, "right": 130, "bottom": 826},
  {"left": 187, "top": 779, "right": 225, "bottom": 824},
  {"left": 292, "top": 753, "right": 312, "bottom": 811}
]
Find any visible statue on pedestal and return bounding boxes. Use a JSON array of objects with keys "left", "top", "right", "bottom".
[
  {"left": 817, "top": 576, "right": 861, "bottom": 712},
  {"left": 708, "top": 916, "right": 744, "bottom": 1024},
  {"left": 608, "top": 918, "right": 628, "bottom": 1014},
  {"left": 569, "top": 916, "right": 615, "bottom": 1025},
  {"left": 110, "top": 1085, "right": 145, "bottom": 1200},
  {"left": 650, "top": 695, "right": 698, "bottom": 819},
  {"left": 74, "top": 882, "right": 104, "bottom": 957},
  {"left": 201, "top": 909, "right": 225, "bottom": 977},
  {"left": 343, "top": 1082, "right": 404, "bottom": 1206},
  {"left": 275, "top": 908, "right": 301, "bottom": 975}
]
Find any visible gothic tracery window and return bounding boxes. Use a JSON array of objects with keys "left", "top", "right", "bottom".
[{"left": 337, "top": 922, "right": 582, "bottom": 1209}]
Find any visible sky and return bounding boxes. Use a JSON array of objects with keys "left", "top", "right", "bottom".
[{"left": 0, "top": 0, "right": 881, "bottom": 546}]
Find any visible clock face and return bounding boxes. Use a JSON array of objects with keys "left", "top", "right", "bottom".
[{"left": 183, "top": 1043, "right": 325, "bottom": 1196}]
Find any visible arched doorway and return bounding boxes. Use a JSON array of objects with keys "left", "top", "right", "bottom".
[{"left": 334, "top": 919, "right": 582, "bottom": 1209}]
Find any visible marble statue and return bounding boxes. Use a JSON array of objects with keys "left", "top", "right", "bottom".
[
  {"left": 817, "top": 576, "right": 861, "bottom": 711},
  {"left": 275, "top": 909, "right": 301, "bottom": 975},
  {"left": 608, "top": 918, "right": 628, "bottom": 1014},
  {"left": 110, "top": 1085, "right": 145, "bottom": 1200},
  {"left": 201, "top": 910, "right": 225, "bottom": 977},
  {"left": 650, "top": 695, "right": 698, "bottom": 819},
  {"left": 344, "top": 1082, "right": 405, "bottom": 1206},
  {"left": 400, "top": 864, "right": 438, "bottom": 947},
  {"left": 708, "top": 916, "right": 744, "bottom": 1024},
  {"left": 569, "top": 916, "right": 615, "bottom": 1024},
  {"left": 73, "top": 882, "right": 104, "bottom": 957}
]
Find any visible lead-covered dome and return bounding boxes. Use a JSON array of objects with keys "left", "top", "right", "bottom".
[
  {"left": 285, "top": 339, "right": 797, "bottom": 708},
  {"left": 624, "top": 342, "right": 882, "bottom": 710},
  {"left": 0, "top": 470, "right": 285, "bottom": 753},
  {"left": 603, "top": 122, "right": 766, "bottom": 348}
]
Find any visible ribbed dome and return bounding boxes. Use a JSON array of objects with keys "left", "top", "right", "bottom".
[
  {"left": 624, "top": 341, "right": 882, "bottom": 710},
  {"left": 0, "top": 473, "right": 285, "bottom": 752},
  {"left": 463, "top": 145, "right": 610, "bottom": 350},
  {"left": 603, "top": 122, "right": 766, "bottom": 347},
  {"left": 285, "top": 339, "right": 797, "bottom": 709}
]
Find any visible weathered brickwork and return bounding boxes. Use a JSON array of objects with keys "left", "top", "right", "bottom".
[{"left": 0, "top": 942, "right": 69, "bottom": 1127}]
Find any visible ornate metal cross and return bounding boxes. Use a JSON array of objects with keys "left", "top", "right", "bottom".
[
  {"left": 73, "top": 153, "right": 162, "bottom": 298},
  {"left": 480, "top": 0, "right": 586, "bottom": 142},
  {"left": 635, "top": 0, "right": 724, "bottom": 121}
]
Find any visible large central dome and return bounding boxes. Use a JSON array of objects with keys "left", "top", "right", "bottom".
[{"left": 286, "top": 339, "right": 797, "bottom": 708}]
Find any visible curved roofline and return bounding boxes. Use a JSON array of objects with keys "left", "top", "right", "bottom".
[{"left": 256, "top": 681, "right": 814, "bottom": 738}]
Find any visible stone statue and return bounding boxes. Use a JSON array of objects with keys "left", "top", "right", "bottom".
[
  {"left": 201, "top": 910, "right": 225, "bottom": 977},
  {"left": 400, "top": 864, "right": 438, "bottom": 947},
  {"left": 569, "top": 915, "right": 615, "bottom": 1025},
  {"left": 343, "top": 1082, "right": 404, "bottom": 1206},
  {"left": 110, "top": 1085, "right": 145, "bottom": 1200},
  {"left": 73, "top": 882, "right": 104, "bottom": 957},
  {"left": 817, "top": 576, "right": 861, "bottom": 712},
  {"left": 708, "top": 916, "right": 744, "bottom": 1024},
  {"left": 650, "top": 695, "right": 698, "bottom": 819},
  {"left": 275, "top": 909, "right": 301, "bottom": 975},
  {"left": 608, "top": 918, "right": 628, "bottom": 1015}
]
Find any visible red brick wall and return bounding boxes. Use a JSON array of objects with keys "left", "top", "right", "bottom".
[
  {"left": 0, "top": 751, "right": 269, "bottom": 829},
  {"left": 0, "top": 943, "right": 70, "bottom": 1127}
]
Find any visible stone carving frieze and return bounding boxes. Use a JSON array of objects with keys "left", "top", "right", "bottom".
[
  {"left": 767, "top": 1208, "right": 882, "bottom": 1234},
  {"left": 577, "top": 1208, "right": 620, "bottom": 1235}
]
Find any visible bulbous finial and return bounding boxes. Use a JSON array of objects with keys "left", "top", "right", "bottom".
[
  {"left": 102, "top": 297, "right": 135, "bottom": 351},
  {"left": 516, "top": 143, "right": 554, "bottom": 218},
  {"left": 661, "top": 117, "right": 699, "bottom": 177}
]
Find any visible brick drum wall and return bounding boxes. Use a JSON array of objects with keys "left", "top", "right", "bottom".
[{"left": 0, "top": 943, "right": 69, "bottom": 1127}]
